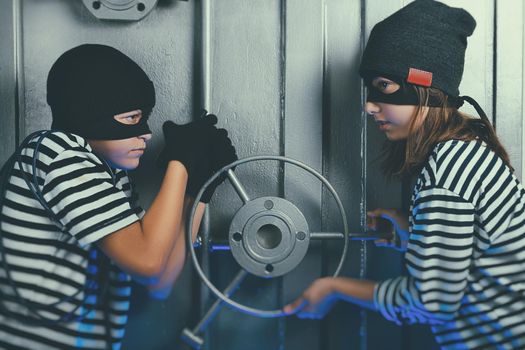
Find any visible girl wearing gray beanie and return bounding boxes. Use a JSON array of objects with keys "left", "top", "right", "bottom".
[{"left": 285, "top": 1, "right": 525, "bottom": 349}]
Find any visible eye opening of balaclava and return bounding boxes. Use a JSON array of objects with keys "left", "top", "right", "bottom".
[
  {"left": 47, "top": 44, "right": 156, "bottom": 140},
  {"left": 363, "top": 71, "right": 446, "bottom": 107}
]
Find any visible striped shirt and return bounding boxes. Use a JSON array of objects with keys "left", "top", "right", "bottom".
[
  {"left": 0, "top": 131, "right": 143, "bottom": 349},
  {"left": 375, "top": 139, "right": 525, "bottom": 349}
]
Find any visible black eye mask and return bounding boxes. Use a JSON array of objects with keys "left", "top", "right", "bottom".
[
  {"left": 366, "top": 80, "right": 419, "bottom": 105},
  {"left": 82, "top": 112, "right": 152, "bottom": 140},
  {"left": 364, "top": 74, "right": 444, "bottom": 107}
]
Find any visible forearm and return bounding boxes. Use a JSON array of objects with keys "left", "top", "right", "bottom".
[
  {"left": 147, "top": 198, "right": 205, "bottom": 298},
  {"left": 332, "top": 277, "right": 377, "bottom": 311},
  {"left": 99, "top": 160, "right": 189, "bottom": 278},
  {"left": 140, "top": 161, "right": 188, "bottom": 269}
]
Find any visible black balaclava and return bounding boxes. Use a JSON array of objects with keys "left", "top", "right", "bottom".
[
  {"left": 359, "top": 0, "right": 481, "bottom": 113},
  {"left": 47, "top": 44, "right": 155, "bottom": 140}
]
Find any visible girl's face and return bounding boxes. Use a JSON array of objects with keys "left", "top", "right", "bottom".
[
  {"left": 88, "top": 110, "right": 152, "bottom": 170},
  {"left": 364, "top": 77, "right": 423, "bottom": 141}
]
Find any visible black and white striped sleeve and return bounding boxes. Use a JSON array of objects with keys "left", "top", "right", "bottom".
[
  {"left": 374, "top": 187, "right": 475, "bottom": 325},
  {"left": 42, "top": 150, "right": 140, "bottom": 246}
]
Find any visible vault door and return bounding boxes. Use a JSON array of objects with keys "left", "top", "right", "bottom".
[
  {"left": 203, "top": 1, "right": 370, "bottom": 349},
  {"left": 1, "top": 0, "right": 521, "bottom": 350}
]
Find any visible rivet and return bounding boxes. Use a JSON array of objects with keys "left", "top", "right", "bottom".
[
  {"left": 264, "top": 200, "right": 274, "bottom": 210},
  {"left": 232, "top": 232, "right": 243, "bottom": 242}
]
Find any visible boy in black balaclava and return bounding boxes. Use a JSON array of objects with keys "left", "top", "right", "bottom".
[{"left": 0, "top": 44, "right": 236, "bottom": 348}]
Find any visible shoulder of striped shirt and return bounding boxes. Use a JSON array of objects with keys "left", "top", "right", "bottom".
[
  {"left": 37, "top": 131, "right": 107, "bottom": 171},
  {"left": 419, "top": 139, "right": 490, "bottom": 197},
  {"left": 39, "top": 131, "right": 131, "bottom": 182},
  {"left": 39, "top": 131, "right": 90, "bottom": 151}
]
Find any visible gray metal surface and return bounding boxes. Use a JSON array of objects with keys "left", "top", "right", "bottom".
[
  {"left": 206, "top": 1, "right": 282, "bottom": 349},
  {"left": 282, "top": 1, "right": 325, "bottom": 348},
  {"left": 320, "top": 1, "right": 367, "bottom": 349},
  {"left": 81, "top": 0, "right": 158, "bottom": 21},
  {"left": 1, "top": 0, "right": 523, "bottom": 349},
  {"left": 0, "top": 0, "right": 21, "bottom": 165},
  {"left": 495, "top": 0, "right": 524, "bottom": 180}
]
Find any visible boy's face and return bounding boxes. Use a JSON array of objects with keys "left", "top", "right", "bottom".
[{"left": 88, "top": 110, "right": 152, "bottom": 170}]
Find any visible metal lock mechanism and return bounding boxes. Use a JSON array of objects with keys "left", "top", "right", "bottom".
[
  {"left": 182, "top": 156, "right": 348, "bottom": 349},
  {"left": 82, "top": 0, "right": 158, "bottom": 21},
  {"left": 229, "top": 196, "right": 310, "bottom": 278},
  {"left": 182, "top": 155, "right": 396, "bottom": 349}
]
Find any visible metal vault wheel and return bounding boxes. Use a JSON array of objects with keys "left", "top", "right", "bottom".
[{"left": 187, "top": 156, "right": 349, "bottom": 318}]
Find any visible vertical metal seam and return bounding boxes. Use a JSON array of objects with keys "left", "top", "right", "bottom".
[
  {"left": 279, "top": 0, "right": 287, "bottom": 165},
  {"left": 13, "top": 0, "right": 24, "bottom": 144},
  {"left": 202, "top": 0, "right": 212, "bottom": 111},
  {"left": 358, "top": 0, "right": 368, "bottom": 350},
  {"left": 200, "top": 0, "right": 212, "bottom": 348},
  {"left": 520, "top": 2, "right": 525, "bottom": 182},
  {"left": 320, "top": 3, "right": 329, "bottom": 349},
  {"left": 492, "top": 0, "right": 497, "bottom": 129},
  {"left": 277, "top": 1, "right": 287, "bottom": 349},
  {"left": 321, "top": 0, "right": 329, "bottom": 237}
]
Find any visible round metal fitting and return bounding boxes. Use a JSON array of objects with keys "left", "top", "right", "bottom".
[
  {"left": 229, "top": 197, "right": 310, "bottom": 278},
  {"left": 82, "top": 0, "right": 158, "bottom": 21}
]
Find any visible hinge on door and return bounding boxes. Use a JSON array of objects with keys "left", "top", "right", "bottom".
[{"left": 82, "top": 0, "right": 165, "bottom": 21}]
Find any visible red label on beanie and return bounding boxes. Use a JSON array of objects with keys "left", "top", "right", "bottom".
[{"left": 407, "top": 68, "right": 433, "bottom": 87}]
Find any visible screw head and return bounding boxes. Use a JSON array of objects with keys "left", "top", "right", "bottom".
[
  {"left": 296, "top": 231, "right": 306, "bottom": 241},
  {"left": 233, "top": 232, "right": 243, "bottom": 242},
  {"left": 264, "top": 200, "right": 274, "bottom": 210}
]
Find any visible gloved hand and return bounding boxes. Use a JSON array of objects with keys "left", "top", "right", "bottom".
[
  {"left": 157, "top": 111, "right": 238, "bottom": 203},
  {"left": 157, "top": 111, "right": 218, "bottom": 179},
  {"left": 199, "top": 128, "right": 238, "bottom": 203}
]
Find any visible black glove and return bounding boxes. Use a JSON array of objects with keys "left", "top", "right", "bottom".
[
  {"left": 200, "top": 128, "right": 238, "bottom": 203},
  {"left": 157, "top": 111, "right": 238, "bottom": 203},
  {"left": 157, "top": 112, "right": 218, "bottom": 179}
]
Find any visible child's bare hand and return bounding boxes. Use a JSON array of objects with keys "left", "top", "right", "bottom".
[
  {"left": 283, "top": 277, "right": 338, "bottom": 319},
  {"left": 367, "top": 208, "right": 409, "bottom": 251}
]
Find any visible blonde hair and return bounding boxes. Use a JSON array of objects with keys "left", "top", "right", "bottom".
[{"left": 381, "top": 87, "right": 513, "bottom": 177}]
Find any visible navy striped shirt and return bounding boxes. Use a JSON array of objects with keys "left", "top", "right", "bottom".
[
  {"left": 0, "top": 132, "right": 143, "bottom": 349},
  {"left": 375, "top": 139, "right": 525, "bottom": 349}
]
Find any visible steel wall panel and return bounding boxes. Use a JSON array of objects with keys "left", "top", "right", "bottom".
[
  {"left": 0, "top": 0, "right": 19, "bottom": 164},
  {"left": 1, "top": 0, "right": 522, "bottom": 349},
  {"left": 444, "top": 0, "right": 495, "bottom": 123},
  {"left": 282, "top": 0, "right": 324, "bottom": 349},
  {"left": 496, "top": 0, "right": 524, "bottom": 180},
  {"left": 321, "top": 1, "right": 370, "bottom": 350},
  {"left": 207, "top": 1, "right": 282, "bottom": 350}
]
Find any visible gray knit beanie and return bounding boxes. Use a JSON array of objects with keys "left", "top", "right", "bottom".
[{"left": 359, "top": 0, "right": 476, "bottom": 97}]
